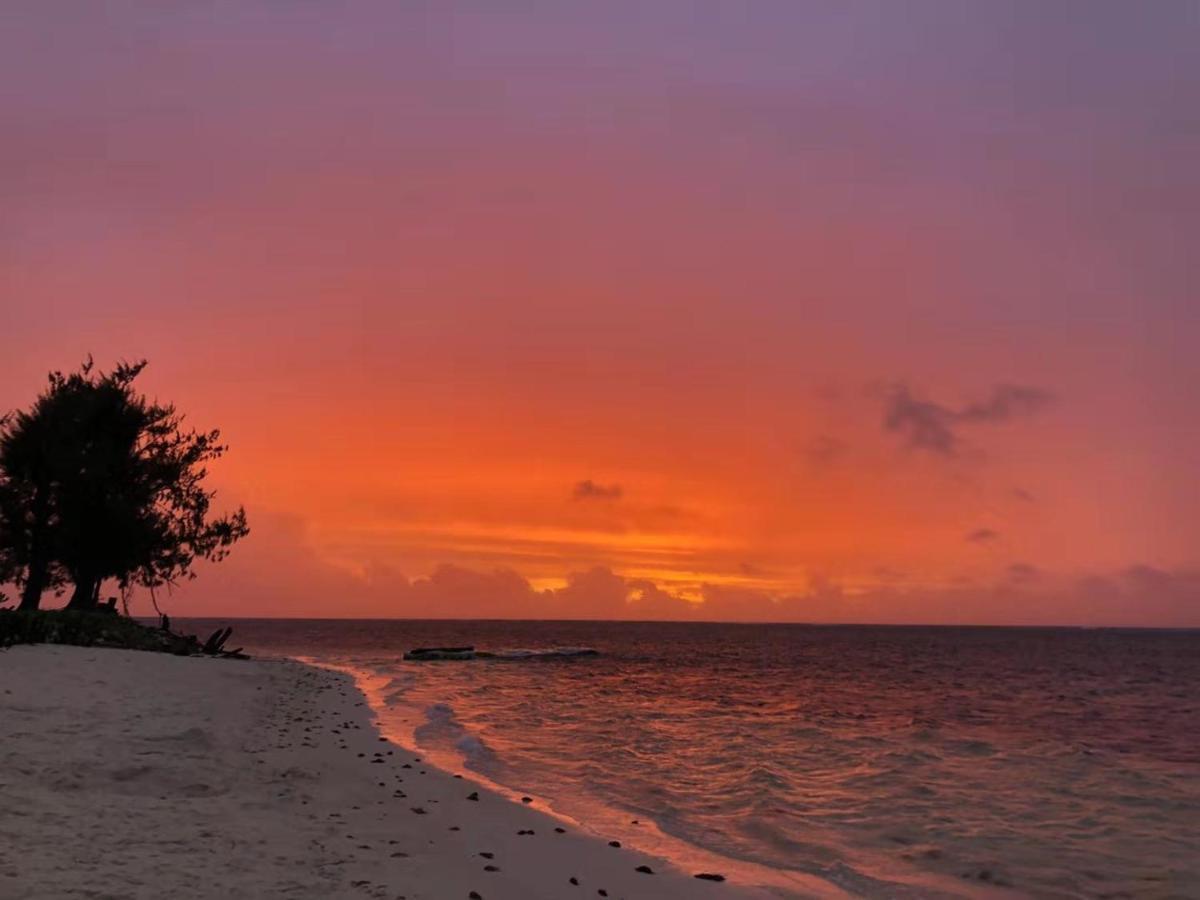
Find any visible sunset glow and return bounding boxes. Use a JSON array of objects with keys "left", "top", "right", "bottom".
[{"left": 3, "top": 3, "right": 1197, "bottom": 624}]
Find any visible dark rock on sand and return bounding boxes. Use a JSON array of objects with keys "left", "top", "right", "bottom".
[{"left": 695, "top": 872, "right": 726, "bottom": 881}]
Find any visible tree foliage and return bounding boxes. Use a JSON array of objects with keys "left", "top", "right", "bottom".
[{"left": 0, "top": 358, "right": 248, "bottom": 610}]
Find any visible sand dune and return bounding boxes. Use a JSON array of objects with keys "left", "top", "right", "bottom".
[{"left": 0, "top": 645, "right": 808, "bottom": 899}]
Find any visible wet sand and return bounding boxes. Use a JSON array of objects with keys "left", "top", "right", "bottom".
[{"left": 0, "top": 645, "right": 805, "bottom": 899}]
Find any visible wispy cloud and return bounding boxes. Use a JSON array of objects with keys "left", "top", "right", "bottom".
[
  {"left": 572, "top": 479, "right": 623, "bottom": 501},
  {"left": 883, "top": 383, "right": 1054, "bottom": 456}
]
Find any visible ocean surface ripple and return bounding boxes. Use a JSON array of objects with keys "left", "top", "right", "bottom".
[{"left": 212, "top": 619, "right": 1200, "bottom": 898}]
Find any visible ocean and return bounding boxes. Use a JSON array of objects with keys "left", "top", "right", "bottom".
[{"left": 186, "top": 619, "right": 1200, "bottom": 898}]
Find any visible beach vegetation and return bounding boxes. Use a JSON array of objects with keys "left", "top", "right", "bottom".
[
  {"left": 0, "top": 358, "right": 248, "bottom": 612},
  {"left": 0, "top": 608, "right": 248, "bottom": 657}
]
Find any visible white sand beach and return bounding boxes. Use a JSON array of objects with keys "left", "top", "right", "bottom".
[{"left": 0, "top": 645, "right": 813, "bottom": 899}]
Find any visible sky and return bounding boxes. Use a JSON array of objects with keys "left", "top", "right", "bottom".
[{"left": 2, "top": 1, "right": 1198, "bottom": 624}]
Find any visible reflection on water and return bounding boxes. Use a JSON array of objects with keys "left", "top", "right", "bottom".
[{"left": 192, "top": 619, "right": 1200, "bottom": 898}]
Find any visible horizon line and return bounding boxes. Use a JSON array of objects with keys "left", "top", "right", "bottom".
[{"left": 152, "top": 615, "right": 1200, "bottom": 632}]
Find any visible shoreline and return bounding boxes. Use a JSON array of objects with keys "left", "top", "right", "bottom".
[
  {"left": 314, "top": 660, "right": 834, "bottom": 897},
  {"left": 323, "top": 660, "right": 860, "bottom": 898},
  {"left": 0, "top": 644, "right": 811, "bottom": 899},
  {"left": 315, "top": 658, "right": 1012, "bottom": 900}
]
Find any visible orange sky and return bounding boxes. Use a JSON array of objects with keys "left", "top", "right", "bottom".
[{"left": 2, "top": 3, "right": 1198, "bottom": 624}]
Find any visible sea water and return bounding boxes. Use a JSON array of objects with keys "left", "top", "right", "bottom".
[{"left": 192, "top": 619, "right": 1200, "bottom": 898}]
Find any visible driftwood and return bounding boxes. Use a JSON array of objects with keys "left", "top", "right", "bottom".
[
  {"left": 201, "top": 626, "right": 233, "bottom": 655},
  {"left": 158, "top": 623, "right": 248, "bottom": 659}
]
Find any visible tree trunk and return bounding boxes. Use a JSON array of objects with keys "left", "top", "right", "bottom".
[
  {"left": 18, "top": 566, "right": 46, "bottom": 610},
  {"left": 18, "top": 491, "right": 50, "bottom": 610},
  {"left": 66, "top": 574, "right": 100, "bottom": 610}
]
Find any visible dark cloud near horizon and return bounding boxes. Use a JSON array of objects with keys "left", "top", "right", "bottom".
[
  {"left": 156, "top": 513, "right": 1200, "bottom": 626},
  {"left": 170, "top": 515, "right": 1200, "bottom": 625},
  {"left": 572, "top": 479, "right": 623, "bottom": 501},
  {"left": 883, "top": 383, "right": 1054, "bottom": 456}
]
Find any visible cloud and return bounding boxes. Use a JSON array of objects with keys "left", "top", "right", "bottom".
[
  {"left": 408, "top": 564, "right": 550, "bottom": 618},
  {"left": 883, "top": 383, "right": 1054, "bottom": 456},
  {"left": 572, "top": 479, "right": 623, "bottom": 501},
  {"left": 140, "top": 515, "right": 1200, "bottom": 626},
  {"left": 966, "top": 528, "right": 1000, "bottom": 543},
  {"left": 883, "top": 385, "right": 959, "bottom": 454},
  {"left": 553, "top": 565, "right": 630, "bottom": 608},
  {"left": 959, "top": 385, "right": 1054, "bottom": 423}
]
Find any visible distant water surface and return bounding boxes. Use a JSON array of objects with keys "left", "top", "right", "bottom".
[{"left": 187, "top": 620, "right": 1200, "bottom": 898}]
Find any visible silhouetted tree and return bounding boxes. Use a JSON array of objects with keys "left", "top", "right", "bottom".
[
  {"left": 0, "top": 372, "right": 81, "bottom": 608},
  {"left": 0, "top": 359, "right": 248, "bottom": 610}
]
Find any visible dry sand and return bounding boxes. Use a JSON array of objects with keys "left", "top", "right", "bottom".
[{"left": 0, "top": 645, "right": 816, "bottom": 899}]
